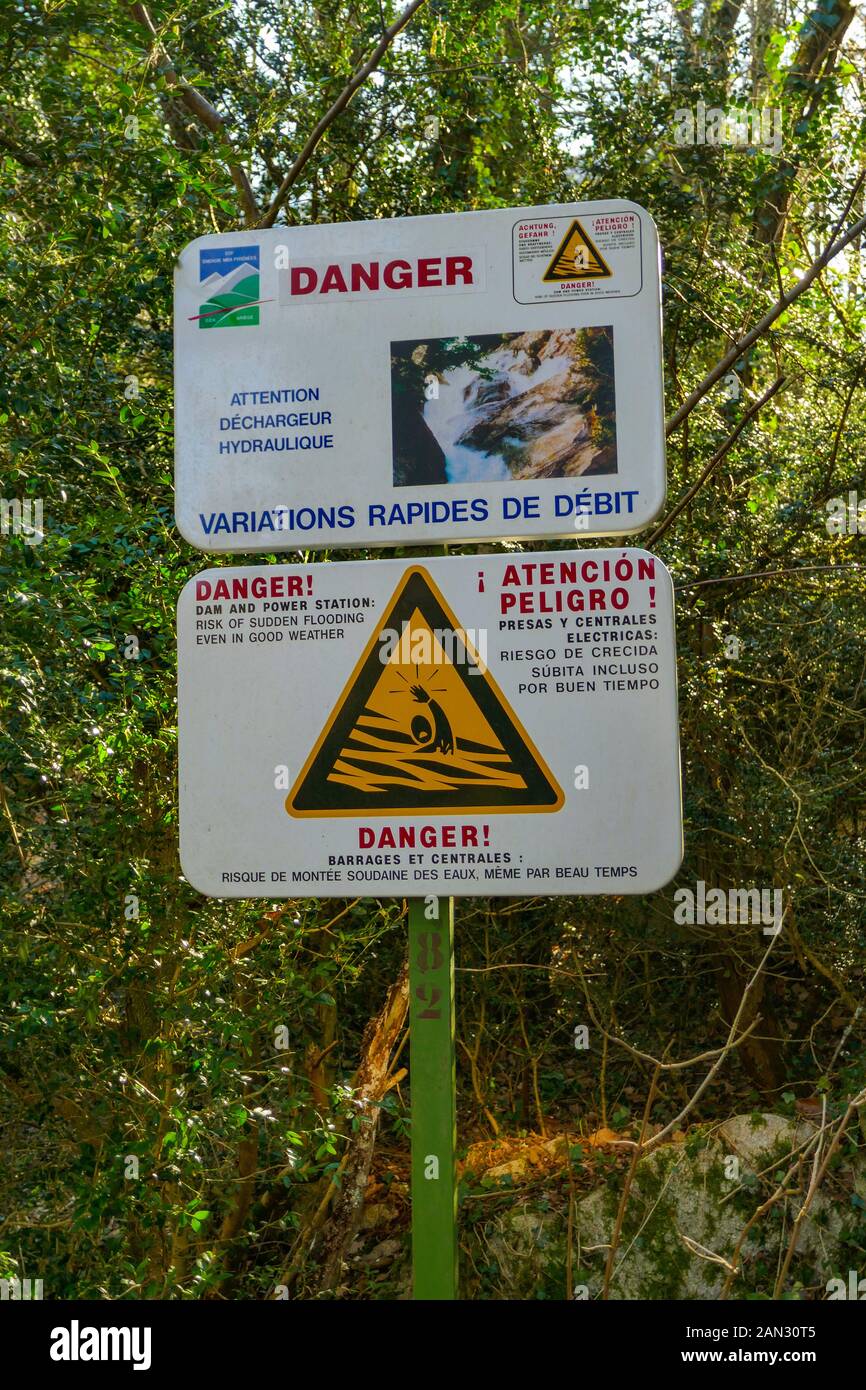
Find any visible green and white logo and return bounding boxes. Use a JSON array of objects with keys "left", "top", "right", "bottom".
[{"left": 195, "top": 244, "right": 261, "bottom": 328}]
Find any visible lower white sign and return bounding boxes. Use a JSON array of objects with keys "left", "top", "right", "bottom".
[{"left": 177, "top": 550, "right": 683, "bottom": 897}]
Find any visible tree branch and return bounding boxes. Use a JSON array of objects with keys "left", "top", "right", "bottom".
[
  {"left": 675, "top": 562, "right": 862, "bottom": 593},
  {"left": 259, "top": 0, "right": 430, "bottom": 228},
  {"left": 754, "top": 0, "right": 856, "bottom": 243},
  {"left": 642, "top": 923, "right": 786, "bottom": 1157},
  {"left": 666, "top": 211, "right": 866, "bottom": 435},
  {"left": 649, "top": 375, "right": 785, "bottom": 546},
  {"left": 0, "top": 132, "right": 42, "bottom": 168},
  {"left": 128, "top": 2, "right": 259, "bottom": 226}
]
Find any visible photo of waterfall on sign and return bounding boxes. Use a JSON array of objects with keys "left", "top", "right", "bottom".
[{"left": 390, "top": 327, "right": 616, "bottom": 486}]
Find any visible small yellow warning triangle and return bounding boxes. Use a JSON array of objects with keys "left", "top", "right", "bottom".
[
  {"left": 543, "top": 219, "right": 612, "bottom": 281},
  {"left": 287, "top": 567, "right": 564, "bottom": 817}
]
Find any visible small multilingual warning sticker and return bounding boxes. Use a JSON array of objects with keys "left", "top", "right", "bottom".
[
  {"left": 513, "top": 210, "right": 643, "bottom": 303},
  {"left": 288, "top": 567, "right": 563, "bottom": 816}
]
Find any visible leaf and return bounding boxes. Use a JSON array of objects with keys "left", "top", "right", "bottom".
[{"left": 586, "top": 1127, "right": 621, "bottom": 1146}]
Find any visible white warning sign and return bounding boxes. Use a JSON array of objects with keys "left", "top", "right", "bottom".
[
  {"left": 513, "top": 210, "right": 643, "bottom": 303},
  {"left": 177, "top": 549, "right": 683, "bottom": 898},
  {"left": 173, "top": 200, "right": 665, "bottom": 553}
]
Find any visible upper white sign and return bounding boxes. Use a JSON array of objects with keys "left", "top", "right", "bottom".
[{"left": 173, "top": 201, "right": 666, "bottom": 552}]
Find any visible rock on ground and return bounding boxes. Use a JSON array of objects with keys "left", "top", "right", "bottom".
[{"left": 484, "top": 1113, "right": 862, "bottom": 1299}]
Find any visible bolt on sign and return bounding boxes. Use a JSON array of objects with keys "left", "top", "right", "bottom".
[
  {"left": 177, "top": 550, "right": 683, "bottom": 897},
  {"left": 173, "top": 202, "right": 666, "bottom": 552}
]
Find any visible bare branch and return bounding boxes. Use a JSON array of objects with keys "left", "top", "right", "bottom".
[
  {"left": 259, "top": 0, "right": 430, "bottom": 228},
  {"left": 773, "top": 1087, "right": 866, "bottom": 1296},
  {"left": 675, "top": 562, "right": 863, "bottom": 593},
  {"left": 602, "top": 1065, "right": 661, "bottom": 1299},
  {"left": 641, "top": 921, "right": 787, "bottom": 1156},
  {"left": 648, "top": 375, "right": 785, "bottom": 546},
  {"left": 666, "top": 211, "right": 866, "bottom": 435}
]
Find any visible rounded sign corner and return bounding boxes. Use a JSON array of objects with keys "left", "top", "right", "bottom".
[
  {"left": 176, "top": 572, "right": 199, "bottom": 613},
  {"left": 634, "top": 477, "right": 669, "bottom": 534},
  {"left": 175, "top": 231, "right": 217, "bottom": 271},
  {"left": 177, "top": 851, "right": 218, "bottom": 900},
  {"left": 174, "top": 504, "right": 222, "bottom": 555},
  {"left": 637, "top": 839, "right": 685, "bottom": 897},
  {"left": 617, "top": 198, "right": 659, "bottom": 229}
]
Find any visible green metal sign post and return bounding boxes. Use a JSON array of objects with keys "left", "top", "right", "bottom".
[{"left": 408, "top": 896, "right": 457, "bottom": 1300}]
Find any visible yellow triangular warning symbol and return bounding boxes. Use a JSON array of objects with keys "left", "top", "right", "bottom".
[
  {"left": 543, "top": 219, "right": 612, "bottom": 281},
  {"left": 287, "top": 567, "right": 564, "bottom": 817}
]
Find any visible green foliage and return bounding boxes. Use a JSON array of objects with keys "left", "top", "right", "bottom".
[{"left": 0, "top": 0, "right": 864, "bottom": 1301}]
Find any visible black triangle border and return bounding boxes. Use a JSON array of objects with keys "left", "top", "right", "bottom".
[
  {"left": 543, "top": 218, "right": 612, "bottom": 281},
  {"left": 288, "top": 568, "right": 564, "bottom": 815}
]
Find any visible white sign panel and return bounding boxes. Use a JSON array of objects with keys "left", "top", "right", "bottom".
[
  {"left": 173, "top": 202, "right": 666, "bottom": 552},
  {"left": 177, "top": 550, "right": 682, "bottom": 897}
]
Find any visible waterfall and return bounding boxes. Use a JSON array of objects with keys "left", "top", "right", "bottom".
[{"left": 422, "top": 346, "right": 569, "bottom": 483}]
